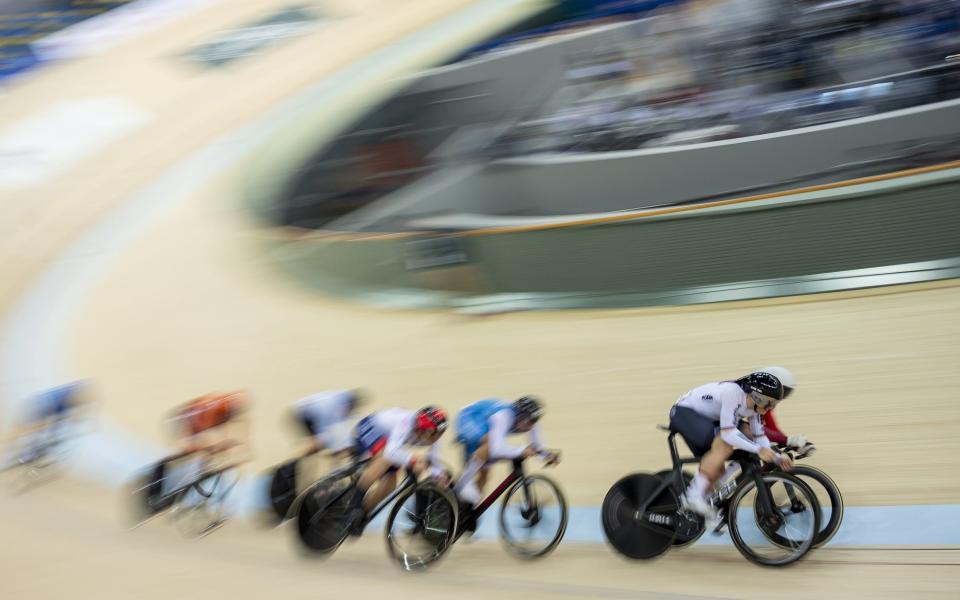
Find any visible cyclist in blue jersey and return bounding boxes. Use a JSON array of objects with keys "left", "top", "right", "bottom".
[
  {"left": 2, "top": 381, "right": 93, "bottom": 468},
  {"left": 453, "top": 396, "right": 560, "bottom": 509}
]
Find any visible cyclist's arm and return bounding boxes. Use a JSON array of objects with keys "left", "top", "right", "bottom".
[
  {"left": 719, "top": 398, "right": 762, "bottom": 454},
  {"left": 762, "top": 411, "right": 788, "bottom": 445},
  {"left": 488, "top": 411, "right": 524, "bottom": 459},
  {"left": 529, "top": 422, "right": 548, "bottom": 455},
  {"left": 748, "top": 414, "right": 772, "bottom": 449}
]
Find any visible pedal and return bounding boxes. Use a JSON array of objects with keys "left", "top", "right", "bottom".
[{"left": 712, "top": 522, "right": 727, "bottom": 535}]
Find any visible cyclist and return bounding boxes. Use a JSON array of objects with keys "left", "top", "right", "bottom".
[
  {"left": 755, "top": 366, "right": 815, "bottom": 454},
  {"left": 669, "top": 369, "right": 793, "bottom": 518},
  {"left": 345, "top": 406, "right": 449, "bottom": 534},
  {"left": 170, "top": 390, "right": 250, "bottom": 463},
  {"left": 144, "top": 390, "right": 250, "bottom": 511},
  {"left": 2, "top": 381, "right": 93, "bottom": 468},
  {"left": 453, "top": 396, "right": 560, "bottom": 508},
  {"left": 290, "top": 389, "right": 366, "bottom": 458}
]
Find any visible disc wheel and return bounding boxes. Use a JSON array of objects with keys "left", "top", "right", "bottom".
[
  {"left": 296, "top": 476, "right": 354, "bottom": 555},
  {"left": 654, "top": 468, "right": 703, "bottom": 548},
  {"left": 601, "top": 473, "right": 679, "bottom": 559}
]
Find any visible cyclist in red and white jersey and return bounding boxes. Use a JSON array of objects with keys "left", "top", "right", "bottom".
[{"left": 345, "top": 406, "right": 448, "bottom": 533}]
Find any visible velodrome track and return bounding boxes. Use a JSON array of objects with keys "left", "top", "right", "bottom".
[{"left": 1, "top": 1, "right": 959, "bottom": 598}]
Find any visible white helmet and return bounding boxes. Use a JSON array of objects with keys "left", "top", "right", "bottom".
[{"left": 757, "top": 366, "right": 796, "bottom": 400}]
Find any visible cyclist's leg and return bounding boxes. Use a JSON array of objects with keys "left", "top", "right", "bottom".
[
  {"left": 454, "top": 436, "right": 488, "bottom": 505},
  {"left": 352, "top": 452, "right": 391, "bottom": 512},
  {"left": 670, "top": 406, "right": 729, "bottom": 502},
  {"left": 699, "top": 436, "right": 734, "bottom": 485},
  {"left": 365, "top": 468, "right": 398, "bottom": 513},
  {"left": 23, "top": 415, "right": 55, "bottom": 462},
  {"left": 293, "top": 408, "right": 325, "bottom": 458}
]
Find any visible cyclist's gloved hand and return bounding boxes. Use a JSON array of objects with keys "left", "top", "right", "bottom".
[
  {"left": 542, "top": 449, "right": 561, "bottom": 467},
  {"left": 787, "top": 435, "right": 808, "bottom": 449}
]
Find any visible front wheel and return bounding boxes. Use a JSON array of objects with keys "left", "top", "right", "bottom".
[
  {"left": 499, "top": 474, "right": 568, "bottom": 559},
  {"left": 385, "top": 482, "right": 458, "bottom": 571},
  {"left": 790, "top": 465, "right": 843, "bottom": 548},
  {"left": 728, "top": 471, "right": 820, "bottom": 567}
]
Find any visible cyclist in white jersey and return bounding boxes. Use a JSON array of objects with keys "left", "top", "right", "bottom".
[
  {"left": 291, "top": 389, "right": 365, "bottom": 457},
  {"left": 669, "top": 369, "right": 794, "bottom": 517},
  {"left": 345, "top": 406, "right": 449, "bottom": 533}
]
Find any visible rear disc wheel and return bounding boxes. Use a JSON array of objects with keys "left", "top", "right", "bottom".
[{"left": 601, "top": 473, "right": 678, "bottom": 559}]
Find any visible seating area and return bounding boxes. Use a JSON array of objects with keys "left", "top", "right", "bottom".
[
  {"left": 0, "top": 1, "right": 135, "bottom": 80},
  {"left": 490, "top": 0, "right": 960, "bottom": 155}
]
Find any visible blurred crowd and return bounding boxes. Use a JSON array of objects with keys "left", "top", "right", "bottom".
[
  {"left": 273, "top": 0, "right": 960, "bottom": 228},
  {"left": 493, "top": 0, "right": 960, "bottom": 154}
]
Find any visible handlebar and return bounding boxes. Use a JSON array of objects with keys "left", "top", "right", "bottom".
[{"left": 772, "top": 443, "right": 816, "bottom": 461}]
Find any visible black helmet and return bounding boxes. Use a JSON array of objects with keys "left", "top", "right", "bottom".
[
  {"left": 737, "top": 371, "right": 785, "bottom": 408},
  {"left": 512, "top": 395, "right": 544, "bottom": 422}
]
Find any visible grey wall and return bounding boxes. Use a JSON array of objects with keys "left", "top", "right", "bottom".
[{"left": 263, "top": 167, "right": 960, "bottom": 309}]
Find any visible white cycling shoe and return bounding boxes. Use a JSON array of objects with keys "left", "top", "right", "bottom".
[
  {"left": 456, "top": 482, "right": 482, "bottom": 506},
  {"left": 681, "top": 493, "right": 719, "bottom": 522}
]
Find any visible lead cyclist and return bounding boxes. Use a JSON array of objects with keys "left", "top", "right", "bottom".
[{"left": 668, "top": 367, "right": 796, "bottom": 519}]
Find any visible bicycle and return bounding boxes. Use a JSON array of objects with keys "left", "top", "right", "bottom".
[
  {"left": 602, "top": 425, "right": 821, "bottom": 567},
  {"left": 385, "top": 455, "right": 568, "bottom": 571},
  {"left": 654, "top": 443, "right": 843, "bottom": 550},
  {"left": 294, "top": 459, "right": 458, "bottom": 564},
  {"left": 129, "top": 453, "right": 241, "bottom": 538}
]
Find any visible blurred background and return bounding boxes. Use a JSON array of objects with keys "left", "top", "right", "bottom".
[{"left": 1, "top": 0, "right": 959, "bottom": 598}]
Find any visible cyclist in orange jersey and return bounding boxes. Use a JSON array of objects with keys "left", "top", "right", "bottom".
[{"left": 171, "top": 390, "right": 250, "bottom": 464}]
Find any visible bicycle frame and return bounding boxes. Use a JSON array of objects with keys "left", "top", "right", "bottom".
[
  {"left": 288, "top": 456, "right": 371, "bottom": 518},
  {"left": 145, "top": 462, "right": 240, "bottom": 509},
  {"left": 455, "top": 458, "right": 527, "bottom": 537},
  {"left": 366, "top": 469, "right": 419, "bottom": 523},
  {"left": 635, "top": 430, "right": 781, "bottom": 538}
]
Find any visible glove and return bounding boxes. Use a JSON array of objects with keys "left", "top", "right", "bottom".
[{"left": 787, "top": 435, "right": 808, "bottom": 449}]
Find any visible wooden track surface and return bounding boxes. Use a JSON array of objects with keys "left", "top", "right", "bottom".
[
  {"left": 1, "top": 1, "right": 959, "bottom": 598},
  {"left": 3, "top": 478, "right": 959, "bottom": 600}
]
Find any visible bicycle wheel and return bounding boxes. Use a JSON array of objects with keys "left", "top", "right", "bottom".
[
  {"left": 654, "top": 469, "right": 703, "bottom": 548},
  {"left": 792, "top": 465, "right": 843, "bottom": 548},
  {"left": 385, "top": 482, "right": 458, "bottom": 571},
  {"left": 728, "top": 472, "right": 820, "bottom": 567},
  {"left": 759, "top": 465, "right": 842, "bottom": 548},
  {"left": 499, "top": 474, "right": 568, "bottom": 559},
  {"left": 296, "top": 475, "right": 354, "bottom": 555},
  {"left": 267, "top": 459, "right": 299, "bottom": 523},
  {"left": 601, "top": 473, "right": 678, "bottom": 560}
]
